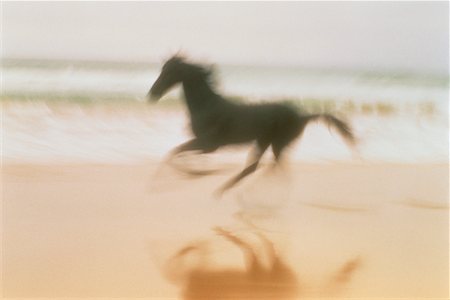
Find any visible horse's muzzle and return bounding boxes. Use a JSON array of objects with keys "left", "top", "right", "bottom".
[{"left": 147, "top": 90, "right": 161, "bottom": 102}]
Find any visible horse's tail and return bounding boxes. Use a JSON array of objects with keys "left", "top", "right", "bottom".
[{"left": 304, "top": 114, "right": 356, "bottom": 147}]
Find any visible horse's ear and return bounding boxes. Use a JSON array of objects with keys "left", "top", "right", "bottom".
[{"left": 174, "top": 49, "right": 187, "bottom": 61}]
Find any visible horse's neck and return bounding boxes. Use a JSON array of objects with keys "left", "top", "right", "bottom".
[{"left": 182, "top": 78, "right": 220, "bottom": 114}]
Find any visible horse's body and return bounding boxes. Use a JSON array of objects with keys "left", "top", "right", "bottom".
[{"left": 148, "top": 56, "right": 355, "bottom": 194}]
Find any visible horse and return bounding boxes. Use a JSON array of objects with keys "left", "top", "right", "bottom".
[{"left": 147, "top": 55, "right": 356, "bottom": 195}]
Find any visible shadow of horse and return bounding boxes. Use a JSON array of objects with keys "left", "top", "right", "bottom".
[
  {"left": 161, "top": 226, "right": 363, "bottom": 300},
  {"left": 163, "top": 227, "right": 299, "bottom": 300}
]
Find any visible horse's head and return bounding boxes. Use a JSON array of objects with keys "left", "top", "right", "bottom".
[{"left": 148, "top": 55, "right": 187, "bottom": 102}]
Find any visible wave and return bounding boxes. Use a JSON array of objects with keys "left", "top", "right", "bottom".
[
  {"left": 2, "top": 59, "right": 447, "bottom": 164},
  {"left": 1, "top": 91, "right": 442, "bottom": 119}
]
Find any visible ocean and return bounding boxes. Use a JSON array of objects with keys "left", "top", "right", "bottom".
[{"left": 2, "top": 59, "right": 448, "bottom": 164}]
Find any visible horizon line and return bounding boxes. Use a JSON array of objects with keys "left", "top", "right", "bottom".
[{"left": 2, "top": 56, "right": 449, "bottom": 79}]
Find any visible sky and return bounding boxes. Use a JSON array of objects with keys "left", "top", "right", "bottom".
[{"left": 2, "top": 1, "right": 449, "bottom": 75}]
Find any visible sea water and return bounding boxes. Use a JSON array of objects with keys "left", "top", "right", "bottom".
[{"left": 2, "top": 59, "right": 448, "bottom": 163}]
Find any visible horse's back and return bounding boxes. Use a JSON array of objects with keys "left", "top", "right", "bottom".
[
  {"left": 223, "top": 102, "right": 302, "bottom": 143},
  {"left": 189, "top": 99, "right": 303, "bottom": 148}
]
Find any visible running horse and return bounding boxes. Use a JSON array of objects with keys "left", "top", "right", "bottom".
[{"left": 147, "top": 55, "right": 355, "bottom": 195}]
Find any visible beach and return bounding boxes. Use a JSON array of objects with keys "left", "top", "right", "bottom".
[
  {"left": 2, "top": 161, "right": 448, "bottom": 299},
  {"left": 2, "top": 59, "right": 449, "bottom": 299}
]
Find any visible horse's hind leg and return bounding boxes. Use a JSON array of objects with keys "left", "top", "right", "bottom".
[
  {"left": 272, "top": 142, "right": 288, "bottom": 164},
  {"left": 216, "top": 141, "right": 270, "bottom": 195},
  {"left": 272, "top": 122, "right": 306, "bottom": 164}
]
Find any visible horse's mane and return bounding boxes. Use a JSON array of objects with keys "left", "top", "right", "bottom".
[{"left": 170, "top": 55, "right": 218, "bottom": 89}]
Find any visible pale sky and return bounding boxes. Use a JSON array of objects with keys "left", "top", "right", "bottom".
[{"left": 2, "top": 1, "right": 449, "bottom": 75}]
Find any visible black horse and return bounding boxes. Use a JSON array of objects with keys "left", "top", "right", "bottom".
[{"left": 148, "top": 56, "right": 355, "bottom": 194}]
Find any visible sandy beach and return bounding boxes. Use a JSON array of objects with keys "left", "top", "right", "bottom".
[{"left": 2, "top": 161, "right": 448, "bottom": 299}]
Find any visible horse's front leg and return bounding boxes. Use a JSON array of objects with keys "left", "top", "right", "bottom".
[
  {"left": 166, "top": 138, "right": 203, "bottom": 159},
  {"left": 164, "top": 138, "right": 221, "bottom": 176}
]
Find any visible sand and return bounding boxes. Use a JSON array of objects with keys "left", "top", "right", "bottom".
[{"left": 2, "top": 161, "right": 449, "bottom": 299}]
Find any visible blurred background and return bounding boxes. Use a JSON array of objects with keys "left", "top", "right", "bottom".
[
  {"left": 2, "top": 1, "right": 448, "bottom": 164},
  {"left": 2, "top": 2, "right": 449, "bottom": 299}
]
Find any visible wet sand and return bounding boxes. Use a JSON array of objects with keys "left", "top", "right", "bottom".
[{"left": 2, "top": 162, "right": 449, "bottom": 299}]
